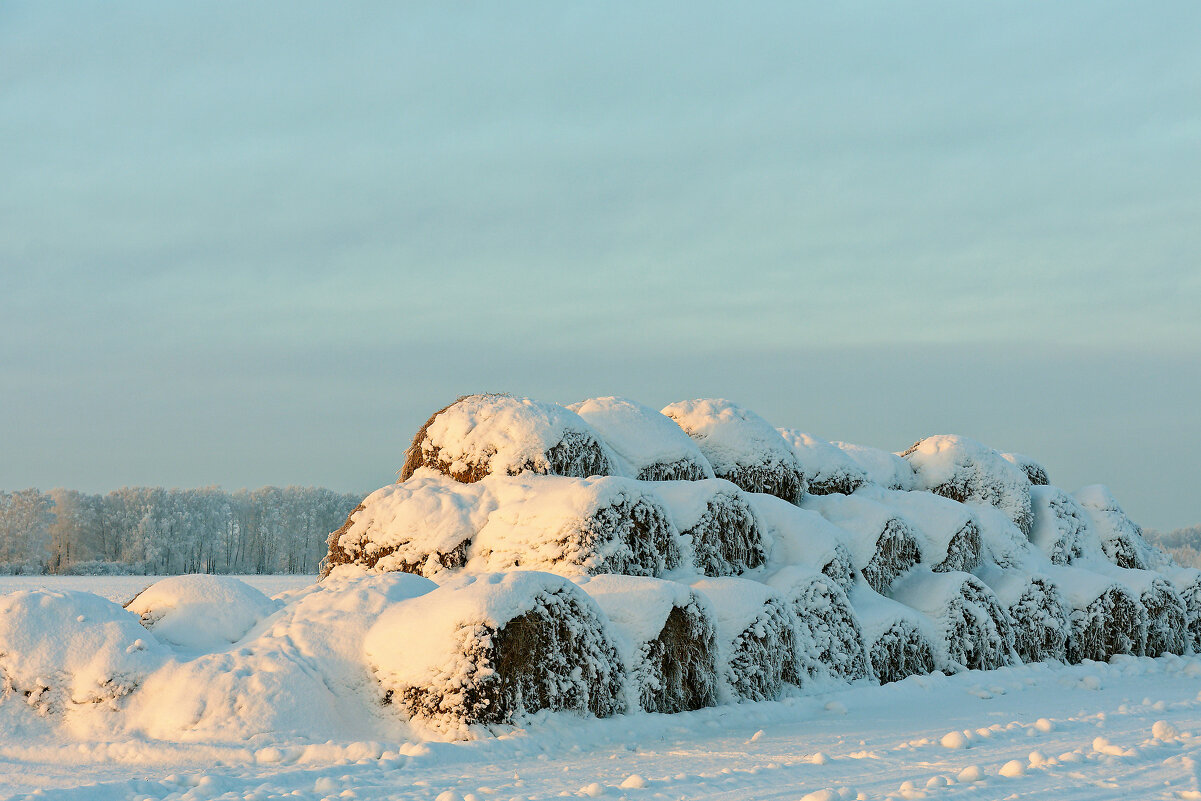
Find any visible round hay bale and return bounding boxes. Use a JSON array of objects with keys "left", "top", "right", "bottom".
[
  {"left": 653, "top": 479, "right": 768, "bottom": 576},
  {"left": 751, "top": 493, "right": 856, "bottom": 593},
  {"left": 1043, "top": 565, "right": 1147, "bottom": 663},
  {"left": 1028, "top": 485, "right": 1091, "bottom": 566},
  {"left": 803, "top": 493, "right": 924, "bottom": 594},
  {"left": 1100, "top": 567, "right": 1188, "bottom": 657},
  {"left": 975, "top": 564, "right": 1069, "bottom": 664},
  {"left": 848, "top": 580, "right": 937, "bottom": 684},
  {"left": 777, "top": 429, "right": 869, "bottom": 496},
  {"left": 1001, "top": 452, "right": 1049, "bottom": 486},
  {"left": 468, "top": 476, "right": 682, "bottom": 577},
  {"left": 367, "top": 572, "right": 626, "bottom": 730},
  {"left": 569, "top": 396, "right": 716, "bottom": 482},
  {"left": 859, "top": 486, "right": 983, "bottom": 574},
  {"left": 901, "top": 435, "right": 1034, "bottom": 536},
  {"left": 1073, "top": 485, "right": 1153, "bottom": 571},
  {"left": 690, "top": 577, "right": 799, "bottom": 701},
  {"left": 319, "top": 476, "right": 491, "bottom": 580},
  {"left": 765, "top": 566, "right": 870, "bottom": 683},
  {"left": 890, "top": 569, "right": 1017, "bottom": 673},
  {"left": 577, "top": 575, "right": 719, "bottom": 714},
  {"left": 661, "top": 399, "right": 807, "bottom": 504},
  {"left": 400, "top": 394, "right": 617, "bottom": 484},
  {"left": 829, "top": 441, "right": 918, "bottom": 491},
  {"left": 125, "top": 574, "right": 281, "bottom": 650},
  {"left": 1162, "top": 567, "right": 1201, "bottom": 653}
]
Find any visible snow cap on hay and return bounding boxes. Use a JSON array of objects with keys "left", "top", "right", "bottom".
[
  {"left": 320, "top": 475, "right": 492, "bottom": 579},
  {"left": 125, "top": 574, "right": 280, "bottom": 650},
  {"left": 467, "top": 475, "right": 682, "bottom": 577},
  {"left": 1073, "top": 485, "right": 1152, "bottom": 570},
  {"left": 569, "top": 396, "right": 716, "bottom": 482},
  {"left": 765, "top": 565, "right": 870, "bottom": 683},
  {"left": 974, "top": 564, "right": 1069, "bottom": 664},
  {"left": 690, "top": 576, "right": 799, "bottom": 701},
  {"left": 856, "top": 486, "right": 983, "bottom": 574},
  {"left": 1093, "top": 566, "right": 1187, "bottom": 657},
  {"left": 0, "top": 590, "right": 166, "bottom": 713},
  {"left": 901, "top": 434, "right": 1034, "bottom": 535},
  {"left": 1028, "top": 485, "right": 1092, "bottom": 566},
  {"left": 367, "top": 571, "right": 625, "bottom": 728},
  {"left": 802, "top": 492, "right": 923, "bottom": 594},
  {"left": 661, "top": 399, "right": 807, "bottom": 504},
  {"left": 401, "top": 394, "right": 618, "bottom": 484},
  {"left": 653, "top": 479, "right": 768, "bottom": 576},
  {"left": 889, "top": 569, "right": 1016, "bottom": 673},
  {"left": 1001, "top": 452, "right": 1050, "bottom": 486},
  {"left": 830, "top": 441, "right": 917, "bottom": 491},
  {"left": 1041, "top": 565, "right": 1146, "bottom": 663},
  {"left": 752, "top": 493, "right": 855, "bottom": 593},
  {"left": 848, "top": 579, "right": 937, "bottom": 684},
  {"left": 972, "top": 503, "right": 1037, "bottom": 569},
  {"left": 577, "top": 574, "right": 719, "bottom": 713},
  {"left": 778, "top": 429, "right": 869, "bottom": 496},
  {"left": 1161, "top": 567, "right": 1201, "bottom": 653}
]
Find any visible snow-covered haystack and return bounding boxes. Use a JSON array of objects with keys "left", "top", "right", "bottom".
[
  {"left": 577, "top": 575, "right": 719, "bottom": 714},
  {"left": 468, "top": 476, "right": 682, "bottom": 578},
  {"left": 1073, "top": 485, "right": 1152, "bottom": 570},
  {"left": 320, "top": 476, "right": 491, "bottom": 579},
  {"left": 661, "top": 399, "right": 806, "bottom": 504},
  {"left": 1044, "top": 566, "right": 1146, "bottom": 663},
  {"left": 858, "top": 487, "right": 982, "bottom": 574},
  {"left": 1162, "top": 567, "right": 1201, "bottom": 653},
  {"left": 653, "top": 480, "right": 767, "bottom": 576},
  {"left": 777, "top": 429, "right": 868, "bottom": 496},
  {"left": 830, "top": 441, "right": 917, "bottom": 490},
  {"left": 0, "top": 590, "right": 166, "bottom": 713},
  {"left": 1028, "top": 485, "right": 1090, "bottom": 566},
  {"left": 765, "top": 566, "right": 870, "bottom": 683},
  {"left": 400, "top": 394, "right": 617, "bottom": 484},
  {"left": 1100, "top": 567, "right": 1187, "bottom": 657},
  {"left": 125, "top": 575, "right": 280, "bottom": 650},
  {"left": 690, "top": 577, "right": 799, "bottom": 701},
  {"left": 569, "top": 396, "right": 715, "bottom": 482},
  {"left": 848, "top": 580, "right": 936, "bottom": 684},
  {"left": 901, "top": 435, "right": 1034, "bottom": 535},
  {"left": 803, "top": 493, "right": 923, "bottom": 594},
  {"left": 1001, "top": 452, "right": 1049, "bottom": 486},
  {"left": 889, "top": 569, "right": 1016, "bottom": 673},
  {"left": 752, "top": 494, "right": 855, "bottom": 593},
  {"left": 973, "top": 504, "right": 1036, "bottom": 569},
  {"left": 974, "top": 565, "right": 1070, "bottom": 664}
]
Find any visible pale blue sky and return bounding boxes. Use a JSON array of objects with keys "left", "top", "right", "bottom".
[{"left": 1, "top": 2, "right": 1198, "bottom": 529}]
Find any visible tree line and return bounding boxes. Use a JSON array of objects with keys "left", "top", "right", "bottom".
[{"left": 0, "top": 486, "right": 362, "bottom": 575}]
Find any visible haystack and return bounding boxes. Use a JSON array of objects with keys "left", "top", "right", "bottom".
[
  {"left": 400, "top": 394, "right": 617, "bottom": 484},
  {"left": 901, "top": 434, "right": 1034, "bottom": 535},
  {"left": 974, "top": 564, "right": 1069, "bottom": 664},
  {"left": 777, "top": 429, "right": 869, "bottom": 496},
  {"left": 848, "top": 580, "right": 937, "bottom": 684},
  {"left": 765, "top": 566, "right": 870, "bottom": 683},
  {"left": 859, "top": 486, "right": 982, "bottom": 574},
  {"left": 973, "top": 503, "right": 1038, "bottom": 569},
  {"left": 889, "top": 569, "right": 1016, "bottom": 673},
  {"left": 125, "top": 574, "right": 280, "bottom": 650},
  {"left": 1073, "top": 485, "right": 1152, "bottom": 571},
  {"left": 1162, "top": 567, "right": 1201, "bottom": 653},
  {"left": 653, "top": 479, "right": 768, "bottom": 576},
  {"left": 577, "top": 575, "right": 719, "bottom": 713},
  {"left": 1043, "top": 565, "right": 1147, "bottom": 663},
  {"left": 1027, "top": 485, "right": 1091, "bottom": 566},
  {"left": 320, "top": 475, "right": 492, "bottom": 579},
  {"left": 803, "top": 493, "right": 923, "bottom": 594},
  {"left": 569, "top": 396, "right": 716, "bottom": 481},
  {"left": 690, "top": 577, "right": 799, "bottom": 701},
  {"left": 467, "top": 475, "right": 682, "bottom": 578},
  {"left": 751, "top": 493, "right": 856, "bottom": 593},
  {"left": 1001, "top": 452, "right": 1049, "bottom": 486},
  {"left": 1098, "top": 567, "right": 1187, "bottom": 657},
  {"left": 367, "top": 572, "right": 625, "bottom": 729},
  {"left": 829, "top": 441, "right": 917, "bottom": 490},
  {"left": 661, "top": 399, "right": 806, "bottom": 504}
]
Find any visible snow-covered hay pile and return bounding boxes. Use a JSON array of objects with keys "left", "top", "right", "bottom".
[
  {"left": 975, "top": 565, "right": 1069, "bottom": 664},
  {"left": 849, "top": 581, "right": 937, "bottom": 684},
  {"left": 752, "top": 494, "right": 855, "bottom": 592},
  {"left": 570, "top": 396, "right": 715, "bottom": 482},
  {"left": 778, "top": 429, "right": 868, "bottom": 496},
  {"left": 1105, "top": 568, "right": 1188, "bottom": 657},
  {"left": 902, "top": 435, "right": 1034, "bottom": 535},
  {"left": 1074, "top": 485, "right": 1152, "bottom": 570},
  {"left": 1045, "top": 566, "right": 1147, "bottom": 663},
  {"left": 766, "top": 566, "right": 869, "bottom": 683},
  {"left": 1002, "top": 452, "right": 1050, "bottom": 486},
  {"left": 890, "top": 570, "right": 1015, "bottom": 673},
  {"left": 654, "top": 480, "right": 767, "bottom": 576},
  {"left": 1164, "top": 567, "right": 1201, "bottom": 653},
  {"left": 860, "top": 487, "right": 982, "bottom": 574},
  {"left": 831, "top": 441, "right": 916, "bottom": 490},
  {"left": 804, "top": 493, "right": 923, "bottom": 594},
  {"left": 1028, "top": 485, "right": 1090, "bottom": 565},
  {"left": 125, "top": 574, "right": 280, "bottom": 650}
]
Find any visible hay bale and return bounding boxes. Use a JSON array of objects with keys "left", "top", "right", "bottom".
[
  {"left": 751, "top": 493, "right": 856, "bottom": 593},
  {"left": 829, "top": 441, "right": 918, "bottom": 491},
  {"left": 319, "top": 476, "right": 491, "bottom": 580},
  {"left": 1073, "top": 485, "right": 1153, "bottom": 570},
  {"left": 973, "top": 503, "right": 1038, "bottom": 569},
  {"left": 777, "top": 429, "right": 869, "bottom": 496},
  {"left": 661, "top": 399, "right": 807, "bottom": 504},
  {"left": 1099, "top": 567, "right": 1188, "bottom": 657},
  {"left": 569, "top": 396, "right": 716, "bottom": 481},
  {"left": 765, "top": 565, "right": 870, "bottom": 683},
  {"left": 653, "top": 479, "right": 768, "bottom": 576},
  {"left": 974, "top": 564, "right": 1070, "bottom": 664},
  {"left": 1001, "top": 452, "right": 1049, "bottom": 486},
  {"left": 803, "top": 493, "right": 923, "bottom": 594},
  {"left": 125, "top": 575, "right": 281, "bottom": 650},
  {"left": 858, "top": 486, "right": 982, "bottom": 574},
  {"left": 890, "top": 569, "right": 1017, "bottom": 673},
  {"left": 1028, "top": 485, "right": 1091, "bottom": 566},
  {"left": 1043, "top": 565, "right": 1147, "bottom": 663},
  {"left": 577, "top": 575, "right": 719, "bottom": 713},
  {"left": 367, "top": 572, "right": 625, "bottom": 730},
  {"left": 690, "top": 577, "right": 799, "bottom": 701},
  {"left": 1162, "top": 567, "right": 1201, "bottom": 653},
  {"left": 848, "top": 580, "right": 937, "bottom": 684},
  {"left": 467, "top": 475, "right": 682, "bottom": 577},
  {"left": 400, "top": 394, "right": 618, "bottom": 484},
  {"left": 901, "top": 435, "right": 1034, "bottom": 535}
]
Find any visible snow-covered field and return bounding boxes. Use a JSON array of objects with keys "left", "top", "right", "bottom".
[
  {"left": 0, "top": 575, "right": 316, "bottom": 606},
  {"left": 3, "top": 579, "right": 1201, "bottom": 801}
]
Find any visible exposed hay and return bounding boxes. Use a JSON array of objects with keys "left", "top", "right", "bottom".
[
  {"left": 569, "top": 396, "right": 716, "bottom": 482},
  {"left": 321, "top": 501, "right": 470, "bottom": 580},
  {"left": 637, "top": 603, "right": 720, "bottom": 713},
  {"left": 1055, "top": 573, "right": 1146, "bottom": 664},
  {"left": 1114, "top": 571, "right": 1188, "bottom": 657},
  {"left": 654, "top": 480, "right": 768, "bottom": 577},
  {"left": 1002, "top": 452, "right": 1049, "bottom": 486},
  {"left": 767, "top": 566, "right": 870, "bottom": 684},
  {"left": 861, "top": 518, "right": 923, "bottom": 595},
  {"left": 803, "top": 493, "right": 924, "bottom": 594},
  {"left": 1164, "top": 568, "right": 1201, "bottom": 653},
  {"left": 849, "top": 581, "right": 937, "bottom": 684},
  {"left": 1028, "top": 486, "right": 1090, "bottom": 566},
  {"left": 820, "top": 544, "right": 857, "bottom": 595},
  {"left": 777, "top": 429, "right": 868, "bottom": 496},
  {"left": 976, "top": 566, "right": 1069, "bottom": 664},
  {"left": 890, "top": 570, "right": 1016, "bottom": 673},
  {"left": 935, "top": 521, "right": 982, "bottom": 574},
  {"left": 635, "top": 458, "right": 712, "bottom": 482}
]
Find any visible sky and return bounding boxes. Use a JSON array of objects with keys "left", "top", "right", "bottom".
[{"left": 1, "top": 1, "right": 1199, "bottom": 530}]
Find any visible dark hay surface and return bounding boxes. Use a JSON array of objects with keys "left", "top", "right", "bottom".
[
  {"left": 684, "top": 494, "right": 768, "bottom": 577},
  {"left": 637, "top": 603, "right": 720, "bottom": 713},
  {"left": 806, "top": 473, "right": 865, "bottom": 497},
  {"left": 821, "top": 546, "right": 856, "bottom": 595},
  {"left": 573, "top": 494, "right": 682, "bottom": 577},
  {"left": 726, "top": 599, "right": 799, "bottom": 701},
  {"left": 1021, "top": 463, "right": 1050, "bottom": 486},
  {"left": 1100, "top": 533, "right": 1149, "bottom": 571},
  {"left": 1177, "top": 576, "right": 1201, "bottom": 653},
  {"left": 869, "top": 621, "right": 936, "bottom": 684},
  {"left": 861, "top": 519, "right": 922, "bottom": 594},
  {"left": 932, "top": 521, "right": 982, "bottom": 574},
  {"left": 1139, "top": 581, "right": 1188, "bottom": 657},
  {"left": 636, "top": 458, "right": 711, "bottom": 483},
  {"left": 718, "top": 462, "right": 806, "bottom": 506},
  {"left": 319, "top": 503, "right": 365, "bottom": 579},
  {"left": 319, "top": 503, "right": 471, "bottom": 580},
  {"left": 1065, "top": 586, "right": 1146, "bottom": 664},
  {"left": 792, "top": 578, "right": 870, "bottom": 683},
  {"left": 1008, "top": 576, "right": 1069, "bottom": 664},
  {"left": 936, "top": 580, "right": 1016, "bottom": 672}
]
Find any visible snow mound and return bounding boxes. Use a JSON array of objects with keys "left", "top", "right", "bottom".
[
  {"left": 754, "top": 494, "right": 855, "bottom": 592},
  {"left": 661, "top": 399, "right": 806, "bottom": 504},
  {"left": 1073, "top": 485, "right": 1152, "bottom": 570},
  {"left": 972, "top": 503, "right": 1036, "bottom": 569},
  {"left": 765, "top": 565, "right": 870, "bottom": 683},
  {"left": 803, "top": 493, "right": 923, "bottom": 593},
  {"left": 569, "top": 396, "right": 715, "bottom": 481},
  {"left": 125, "top": 574, "right": 281, "bottom": 650},
  {"left": 653, "top": 479, "right": 768, "bottom": 576},
  {"left": 778, "top": 429, "right": 868, "bottom": 495},
  {"left": 889, "top": 569, "right": 1016, "bottom": 673},
  {"left": 1029, "top": 485, "right": 1091, "bottom": 565},
  {"left": 901, "top": 435, "right": 1034, "bottom": 535},
  {"left": 1001, "top": 452, "right": 1050, "bottom": 486},
  {"left": 857, "top": 486, "right": 982, "bottom": 573},
  {"left": 974, "top": 565, "right": 1069, "bottom": 663},
  {"left": 830, "top": 441, "right": 917, "bottom": 490},
  {"left": 848, "top": 579, "right": 937, "bottom": 684}
]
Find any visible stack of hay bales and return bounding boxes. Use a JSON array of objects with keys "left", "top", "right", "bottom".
[
  {"left": 902, "top": 435, "right": 1034, "bottom": 535},
  {"left": 570, "top": 396, "right": 715, "bottom": 481},
  {"left": 1028, "top": 485, "right": 1091, "bottom": 566},
  {"left": 778, "top": 428, "right": 869, "bottom": 496},
  {"left": 803, "top": 493, "right": 924, "bottom": 594},
  {"left": 858, "top": 487, "right": 982, "bottom": 574}
]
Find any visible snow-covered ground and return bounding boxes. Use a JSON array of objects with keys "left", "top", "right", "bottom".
[
  {"left": 0, "top": 575, "right": 315, "bottom": 606},
  {"left": 3, "top": 576, "right": 1201, "bottom": 801}
]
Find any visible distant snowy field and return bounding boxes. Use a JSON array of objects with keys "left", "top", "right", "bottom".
[
  {"left": 0, "top": 574, "right": 315, "bottom": 605},
  {"left": 3, "top": 574, "right": 1201, "bottom": 801}
]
